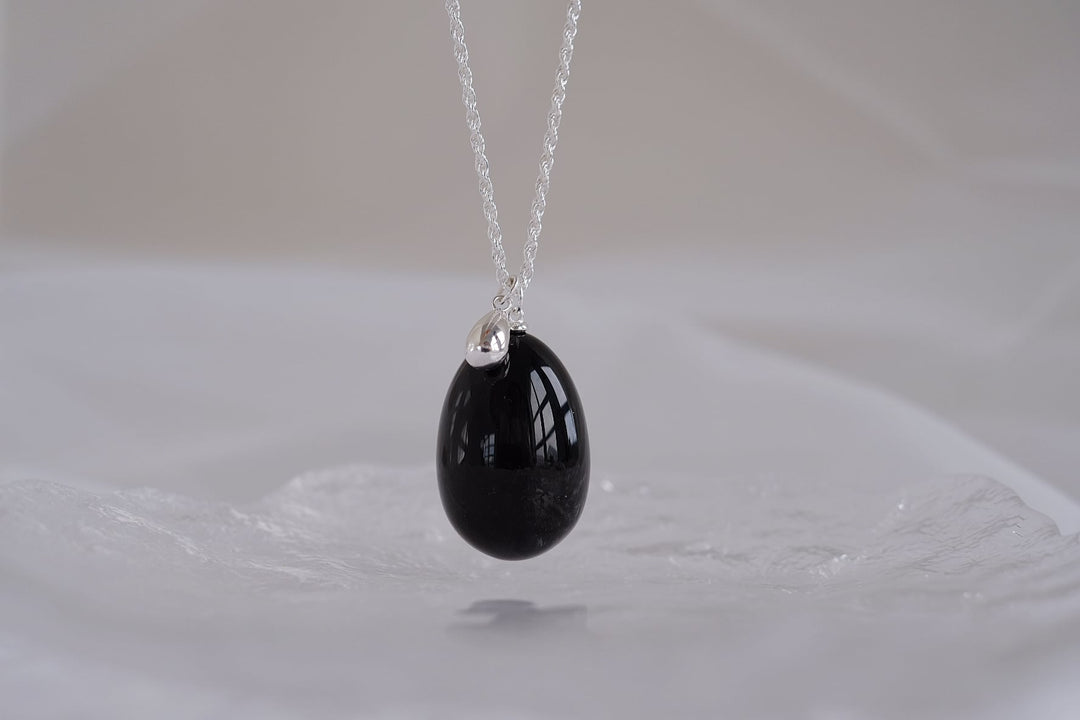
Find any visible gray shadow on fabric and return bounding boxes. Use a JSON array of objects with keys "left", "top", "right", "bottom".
[{"left": 450, "top": 599, "right": 588, "bottom": 639}]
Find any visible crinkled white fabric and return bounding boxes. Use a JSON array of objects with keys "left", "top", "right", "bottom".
[
  {"left": 2, "top": 466, "right": 1080, "bottom": 720},
  {"left": 1, "top": 265, "right": 1079, "bottom": 719}
]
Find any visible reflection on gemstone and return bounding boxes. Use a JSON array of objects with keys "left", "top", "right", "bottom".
[{"left": 480, "top": 433, "right": 496, "bottom": 467}]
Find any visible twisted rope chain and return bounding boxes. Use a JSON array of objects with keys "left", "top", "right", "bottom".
[{"left": 445, "top": 0, "right": 582, "bottom": 327}]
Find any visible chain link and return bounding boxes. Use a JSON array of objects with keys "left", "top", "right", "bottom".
[{"left": 445, "top": 0, "right": 582, "bottom": 325}]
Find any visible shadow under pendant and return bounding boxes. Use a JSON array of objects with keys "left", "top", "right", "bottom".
[{"left": 437, "top": 329, "right": 589, "bottom": 560}]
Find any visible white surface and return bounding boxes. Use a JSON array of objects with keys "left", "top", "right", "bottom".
[{"left": 3, "top": 466, "right": 1080, "bottom": 720}]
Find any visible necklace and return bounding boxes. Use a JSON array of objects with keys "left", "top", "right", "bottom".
[{"left": 436, "top": 0, "right": 589, "bottom": 560}]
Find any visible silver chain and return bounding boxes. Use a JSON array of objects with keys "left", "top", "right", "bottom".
[{"left": 445, "top": 0, "right": 582, "bottom": 327}]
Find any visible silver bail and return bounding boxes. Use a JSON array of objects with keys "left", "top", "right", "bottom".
[
  {"left": 493, "top": 276, "right": 527, "bottom": 332},
  {"left": 464, "top": 310, "right": 510, "bottom": 368}
]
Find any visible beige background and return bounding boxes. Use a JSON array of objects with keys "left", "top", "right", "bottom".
[{"left": 8, "top": 1, "right": 1079, "bottom": 264}]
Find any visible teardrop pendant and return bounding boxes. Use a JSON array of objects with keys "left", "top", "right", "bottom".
[{"left": 436, "top": 330, "right": 589, "bottom": 559}]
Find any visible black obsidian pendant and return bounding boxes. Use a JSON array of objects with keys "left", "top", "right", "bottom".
[{"left": 437, "top": 330, "right": 589, "bottom": 560}]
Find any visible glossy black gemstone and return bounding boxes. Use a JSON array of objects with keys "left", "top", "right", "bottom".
[{"left": 437, "top": 331, "right": 589, "bottom": 560}]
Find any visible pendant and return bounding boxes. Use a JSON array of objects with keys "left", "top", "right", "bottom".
[{"left": 437, "top": 312, "right": 589, "bottom": 560}]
